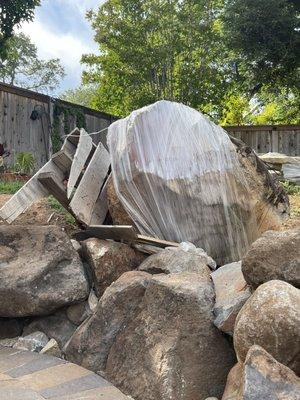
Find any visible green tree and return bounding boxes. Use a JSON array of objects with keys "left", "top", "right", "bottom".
[
  {"left": 60, "top": 84, "right": 97, "bottom": 108},
  {"left": 82, "top": 0, "right": 232, "bottom": 118},
  {"left": 222, "top": 0, "right": 300, "bottom": 93},
  {"left": 0, "top": 0, "right": 40, "bottom": 60},
  {"left": 0, "top": 33, "right": 65, "bottom": 93}
]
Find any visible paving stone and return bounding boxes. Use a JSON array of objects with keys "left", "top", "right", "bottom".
[
  {"left": 40, "top": 372, "right": 111, "bottom": 398},
  {"left": 0, "top": 379, "right": 44, "bottom": 399},
  {"left": 0, "top": 348, "right": 131, "bottom": 400},
  {"left": 8, "top": 354, "right": 66, "bottom": 378},
  {"left": 18, "top": 363, "right": 92, "bottom": 392},
  {"left": 51, "top": 386, "right": 131, "bottom": 399},
  {"left": 0, "top": 350, "right": 40, "bottom": 373}
]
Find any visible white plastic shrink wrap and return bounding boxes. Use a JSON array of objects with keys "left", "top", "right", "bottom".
[{"left": 108, "top": 100, "right": 258, "bottom": 264}]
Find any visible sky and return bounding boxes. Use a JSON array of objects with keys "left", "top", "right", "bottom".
[{"left": 21, "top": 0, "right": 106, "bottom": 95}]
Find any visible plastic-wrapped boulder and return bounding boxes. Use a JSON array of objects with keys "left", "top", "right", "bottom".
[{"left": 108, "top": 101, "right": 288, "bottom": 264}]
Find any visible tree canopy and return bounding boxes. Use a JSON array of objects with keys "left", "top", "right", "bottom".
[
  {"left": 0, "top": 33, "right": 65, "bottom": 93},
  {"left": 79, "top": 0, "right": 299, "bottom": 123},
  {"left": 0, "top": 0, "right": 40, "bottom": 60}
]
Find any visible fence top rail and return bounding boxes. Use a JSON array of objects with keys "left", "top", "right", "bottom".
[
  {"left": 0, "top": 82, "right": 118, "bottom": 122},
  {"left": 225, "top": 124, "right": 300, "bottom": 132}
]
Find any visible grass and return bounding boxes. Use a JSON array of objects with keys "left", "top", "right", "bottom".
[
  {"left": 0, "top": 180, "right": 24, "bottom": 194},
  {"left": 281, "top": 181, "right": 300, "bottom": 196}
]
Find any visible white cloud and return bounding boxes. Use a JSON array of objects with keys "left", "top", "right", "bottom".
[{"left": 19, "top": 0, "right": 104, "bottom": 93}]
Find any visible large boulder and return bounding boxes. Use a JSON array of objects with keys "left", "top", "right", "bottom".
[
  {"left": 138, "top": 242, "right": 216, "bottom": 274},
  {"left": 222, "top": 346, "right": 300, "bottom": 400},
  {"left": 105, "top": 271, "right": 235, "bottom": 400},
  {"left": 0, "top": 225, "right": 89, "bottom": 317},
  {"left": 108, "top": 100, "right": 288, "bottom": 265},
  {"left": 82, "top": 239, "right": 145, "bottom": 297},
  {"left": 212, "top": 261, "right": 251, "bottom": 335},
  {"left": 242, "top": 228, "right": 300, "bottom": 289},
  {"left": 234, "top": 280, "right": 300, "bottom": 374},
  {"left": 64, "top": 271, "right": 152, "bottom": 373}
]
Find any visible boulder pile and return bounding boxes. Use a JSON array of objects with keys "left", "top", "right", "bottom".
[{"left": 0, "top": 223, "right": 299, "bottom": 399}]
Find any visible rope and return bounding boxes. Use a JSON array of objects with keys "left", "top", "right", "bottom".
[{"left": 62, "top": 126, "right": 108, "bottom": 139}]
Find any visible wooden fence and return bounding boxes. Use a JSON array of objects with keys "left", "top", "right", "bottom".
[
  {"left": 225, "top": 125, "right": 300, "bottom": 156},
  {"left": 0, "top": 83, "right": 117, "bottom": 169},
  {"left": 1, "top": 82, "right": 299, "bottom": 171}
]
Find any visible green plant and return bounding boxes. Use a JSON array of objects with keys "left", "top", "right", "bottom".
[
  {"left": 14, "top": 152, "right": 36, "bottom": 174},
  {"left": 0, "top": 180, "right": 24, "bottom": 194},
  {"left": 52, "top": 101, "right": 86, "bottom": 153},
  {"left": 281, "top": 180, "right": 300, "bottom": 196}
]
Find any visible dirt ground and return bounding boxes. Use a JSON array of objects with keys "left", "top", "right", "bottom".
[
  {"left": 0, "top": 194, "right": 78, "bottom": 236},
  {"left": 0, "top": 193, "right": 299, "bottom": 238},
  {"left": 282, "top": 194, "right": 300, "bottom": 230}
]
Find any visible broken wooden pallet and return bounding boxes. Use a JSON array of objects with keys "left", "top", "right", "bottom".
[
  {"left": 0, "top": 128, "right": 110, "bottom": 226},
  {"left": 74, "top": 225, "right": 179, "bottom": 249}
]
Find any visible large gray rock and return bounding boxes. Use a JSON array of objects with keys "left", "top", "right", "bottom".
[
  {"left": 212, "top": 261, "right": 251, "bottom": 335},
  {"left": 64, "top": 271, "right": 151, "bottom": 373},
  {"left": 242, "top": 228, "right": 300, "bottom": 289},
  {"left": 0, "top": 225, "right": 89, "bottom": 317},
  {"left": 82, "top": 238, "right": 145, "bottom": 297},
  {"left": 105, "top": 271, "right": 235, "bottom": 400},
  {"left": 222, "top": 345, "right": 300, "bottom": 400},
  {"left": 139, "top": 242, "right": 216, "bottom": 274},
  {"left": 24, "top": 309, "right": 77, "bottom": 347},
  {"left": 234, "top": 280, "right": 300, "bottom": 374}
]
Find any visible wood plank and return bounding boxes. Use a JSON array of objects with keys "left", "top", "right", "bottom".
[
  {"left": 0, "top": 132, "right": 77, "bottom": 224},
  {"left": 70, "top": 143, "right": 110, "bottom": 225},
  {"left": 38, "top": 172, "right": 69, "bottom": 210},
  {"left": 73, "top": 225, "right": 179, "bottom": 249},
  {"left": 52, "top": 150, "right": 73, "bottom": 172},
  {"left": 74, "top": 225, "right": 137, "bottom": 242},
  {"left": 0, "top": 160, "right": 63, "bottom": 223},
  {"left": 136, "top": 234, "right": 180, "bottom": 248},
  {"left": 89, "top": 175, "right": 109, "bottom": 225},
  {"left": 67, "top": 129, "right": 93, "bottom": 198}
]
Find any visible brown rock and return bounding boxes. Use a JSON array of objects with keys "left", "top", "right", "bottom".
[
  {"left": 64, "top": 271, "right": 151, "bottom": 372},
  {"left": 0, "top": 225, "right": 89, "bottom": 317},
  {"left": 222, "top": 346, "right": 300, "bottom": 400},
  {"left": 234, "top": 280, "right": 300, "bottom": 374},
  {"left": 212, "top": 261, "right": 251, "bottom": 335},
  {"left": 107, "top": 175, "right": 133, "bottom": 225},
  {"left": 82, "top": 238, "right": 145, "bottom": 297},
  {"left": 139, "top": 243, "right": 216, "bottom": 274},
  {"left": 221, "top": 363, "right": 242, "bottom": 400},
  {"left": 242, "top": 228, "right": 300, "bottom": 289},
  {"left": 106, "top": 271, "right": 236, "bottom": 400}
]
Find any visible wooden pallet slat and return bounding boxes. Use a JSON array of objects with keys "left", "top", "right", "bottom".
[
  {"left": 67, "top": 129, "right": 93, "bottom": 199},
  {"left": 70, "top": 143, "right": 110, "bottom": 226},
  {"left": 74, "top": 225, "right": 180, "bottom": 249},
  {"left": 38, "top": 171, "right": 69, "bottom": 210}
]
